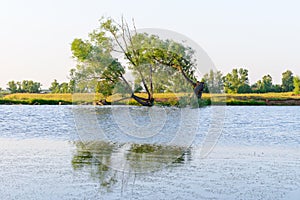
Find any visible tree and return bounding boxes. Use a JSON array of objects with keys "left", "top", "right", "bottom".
[
  {"left": 16, "top": 81, "right": 22, "bottom": 92},
  {"left": 49, "top": 79, "right": 76, "bottom": 93},
  {"left": 49, "top": 79, "right": 60, "bottom": 93},
  {"left": 68, "top": 79, "right": 76, "bottom": 93},
  {"left": 7, "top": 81, "right": 18, "bottom": 93},
  {"left": 223, "top": 68, "right": 250, "bottom": 93},
  {"left": 294, "top": 76, "right": 300, "bottom": 94},
  {"left": 281, "top": 70, "right": 294, "bottom": 92},
  {"left": 261, "top": 74, "right": 273, "bottom": 93},
  {"left": 202, "top": 70, "right": 223, "bottom": 93},
  {"left": 237, "top": 83, "right": 252, "bottom": 93},
  {"left": 60, "top": 82, "right": 69, "bottom": 93},
  {"left": 26, "top": 80, "right": 41, "bottom": 93},
  {"left": 70, "top": 17, "right": 201, "bottom": 106},
  {"left": 251, "top": 74, "right": 274, "bottom": 93},
  {"left": 272, "top": 84, "right": 282, "bottom": 93}
]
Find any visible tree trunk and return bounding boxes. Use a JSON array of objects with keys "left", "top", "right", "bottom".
[
  {"left": 194, "top": 82, "right": 205, "bottom": 99},
  {"left": 179, "top": 67, "right": 205, "bottom": 99},
  {"left": 131, "top": 94, "right": 154, "bottom": 106}
]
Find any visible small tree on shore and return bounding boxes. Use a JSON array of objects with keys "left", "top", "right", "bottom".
[
  {"left": 282, "top": 70, "right": 294, "bottom": 92},
  {"left": 293, "top": 76, "right": 300, "bottom": 95}
]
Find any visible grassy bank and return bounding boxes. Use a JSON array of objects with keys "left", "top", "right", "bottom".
[
  {"left": 1, "top": 92, "right": 300, "bottom": 106},
  {"left": 212, "top": 92, "right": 300, "bottom": 105}
]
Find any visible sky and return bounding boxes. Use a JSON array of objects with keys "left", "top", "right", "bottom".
[{"left": 0, "top": 0, "right": 300, "bottom": 89}]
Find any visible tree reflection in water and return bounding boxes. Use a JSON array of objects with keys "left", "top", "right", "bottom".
[{"left": 71, "top": 141, "right": 191, "bottom": 192}]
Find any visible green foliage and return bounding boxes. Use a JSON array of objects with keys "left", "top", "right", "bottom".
[
  {"left": 121, "top": 31, "right": 196, "bottom": 94},
  {"left": 293, "top": 76, "right": 300, "bottom": 94},
  {"left": 49, "top": 79, "right": 60, "bottom": 93},
  {"left": 177, "top": 95, "right": 210, "bottom": 108},
  {"left": 7, "top": 80, "right": 41, "bottom": 93},
  {"left": 0, "top": 98, "right": 71, "bottom": 105},
  {"left": 96, "top": 80, "right": 114, "bottom": 96},
  {"left": 226, "top": 99, "right": 267, "bottom": 105},
  {"left": 202, "top": 70, "right": 223, "bottom": 93},
  {"left": 272, "top": 84, "right": 282, "bottom": 93},
  {"left": 282, "top": 70, "right": 294, "bottom": 92},
  {"left": 251, "top": 74, "right": 282, "bottom": 93},
  {"left": 49, "top": 79, "right": 75, "bottom": 93},
  {"left": 261, "top": 74, "right": 273, "bottom": 93},
  {"left": 70, "top": 16, "right": 197, "bottom": 105},
  {"left": 134, "top": 83, "right": 143, "bottom": 93},
  {"left": 70, "top": 19, "right": 125, "bottom": 96},
  {"left": 223, "top": 68, "right": 250, "bottom": 93},
  {"left": 237, "top": 83, "right": 252, "bottom": 93},
  {"left": 71, "top": 39, "right": 93, "bottom": 61},
  {"left": 7, "top": 81, "right": 18, "bottom": 93}
]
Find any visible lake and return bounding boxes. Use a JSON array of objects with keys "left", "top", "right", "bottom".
[{"left": 0, "top": 105, "right": 299, "bottom": 199}]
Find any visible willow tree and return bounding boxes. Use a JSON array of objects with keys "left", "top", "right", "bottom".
[{"left": 70, "top": 17, "right": 201, "bottom": 106}]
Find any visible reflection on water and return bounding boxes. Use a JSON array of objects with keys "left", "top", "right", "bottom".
[
  {"left": 71, "top": 141, "right": 190, "bottom": 192},
  {"left": 72, "top": 141, "right": 116, "bottom": 192}
]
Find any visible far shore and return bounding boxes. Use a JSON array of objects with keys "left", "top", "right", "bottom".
[{"left": 0, "top": 92, "right": 300, "bottom": 106}]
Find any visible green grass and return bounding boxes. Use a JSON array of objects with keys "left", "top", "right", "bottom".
[
  {"left": 210, "top": 92, "right": 300, "bottom": 105},
  {"left": 1, "top": 92, "right": 299, "bottom": 106},
  {"left": 1, "top": 93, "right": 104, "bottom": 105}
]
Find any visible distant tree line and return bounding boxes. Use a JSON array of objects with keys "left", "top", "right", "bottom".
[
  {"left": 202, "top": 69, "right": 300, "bottom": 94},
  {"left": 7, "top": 80, "right": 41, "bottom": 93},
  {"left": 5, "top": 69, "right": 300, "bottom": 95},
  {"left": 49, "top": 79, "right": 75, "bottom": 93}
]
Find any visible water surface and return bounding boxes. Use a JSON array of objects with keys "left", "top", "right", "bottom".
[{"left": 0, "top": 105, "right": 299, "bottom": 199}]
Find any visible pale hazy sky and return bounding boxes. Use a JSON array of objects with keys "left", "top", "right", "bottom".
[{"left": 0, "top": 0, "right": 299, "bottom": 89}]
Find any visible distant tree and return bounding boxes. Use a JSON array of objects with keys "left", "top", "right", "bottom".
[
  {"left": 60, "top": 82, "right": 69, "bottom": 93},
  {"left": 68, "top": 79, "right": 76, "bottom": 93},
  {"left": 202, "top": 70, "right": 223, "bottom": 93},
  {"left": 49, "top": 79, "right": 60, "bottom": 93},
  {"left": 250, "top": 82, "right": 258, "bottom": 93},
  {"left": 33, "top": 81, "right": 41, "bottom": 93},
  {"left": 26, "top": 80, "right": 41, "bottom": 93},
  {"left": 21, "top": 80, "right": 29, "bottom": 92},
  {"left": 16, "top": 82, "right": 22, "bottom": 92},
  {"left": 293, "top": 76, "right": 300, "bottom": 95},
  {"left": 261, "top": 74, "right": 273, "bottom": 93},
  {"left": 237, "top": 83, "right": 252, "bottom": 93},
  {"left": 252, "top": 74, "right": 274, "bottom": 93},
  {"left": 272, "top": 84, "right": 282, "bottom": 93},
  {"left": 49, "top": 79, "right": 76, "bottom": 93},
  {"left": 22, "top": 80, "right": 41, "bottom": 93},
  {"left": 223, "top": 68, "right": 250, "bottom": 93},
  {"left": 7, "top": 81, "right": 18, "bottom": 93},
  {"left": 281, "top": 70, "right": 294, "bottom": 92}
]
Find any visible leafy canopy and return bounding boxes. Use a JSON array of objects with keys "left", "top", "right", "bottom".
[{"left": 70, "top": 17, "right": 197, "bottom": 103}]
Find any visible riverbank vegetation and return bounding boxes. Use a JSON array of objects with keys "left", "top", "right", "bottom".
[{"left": 1, "top": 92, "right": 299, "bottom": 106}]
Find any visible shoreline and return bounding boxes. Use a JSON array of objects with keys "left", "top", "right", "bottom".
[{"left": 1, "top": 93, "right": 300, "bottom": 106}]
